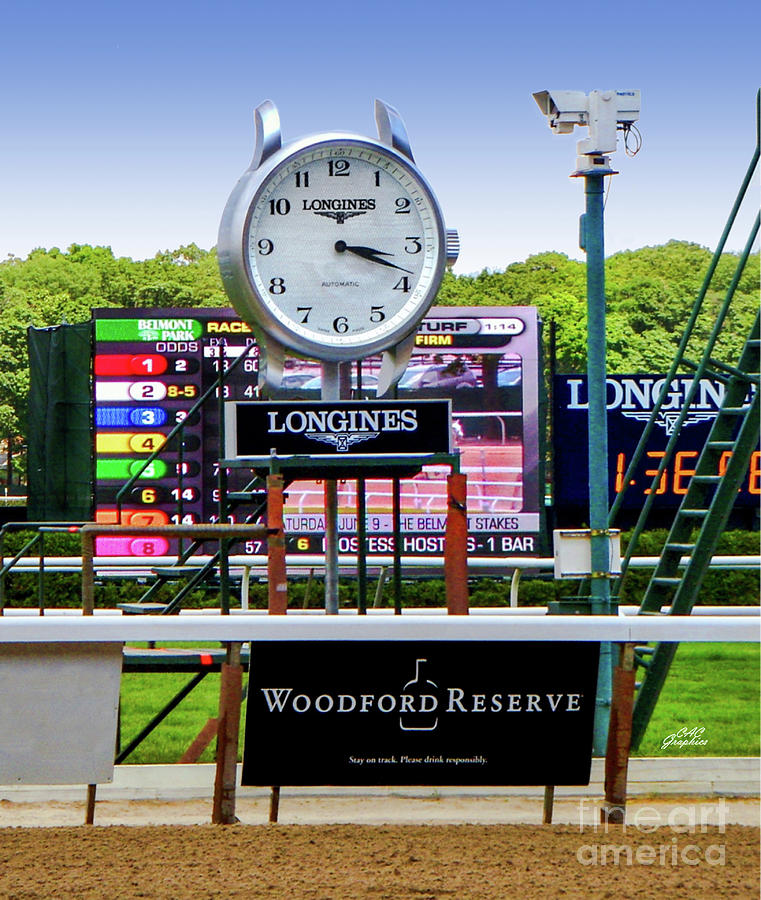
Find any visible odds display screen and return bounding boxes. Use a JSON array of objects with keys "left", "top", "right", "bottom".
[{"left": 92, "top": 307, "right": 544, "bottom": 559}]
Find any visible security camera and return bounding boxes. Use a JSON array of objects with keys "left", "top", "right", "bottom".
[
  {"left": 533, "top": 89, "right": 641, "bottom": 172},
  {"left": 612, "top": 91, "right": 641, "bottom": 125},
  {"left": 532, "top": 90, "right": 590, "bottom": 133}
]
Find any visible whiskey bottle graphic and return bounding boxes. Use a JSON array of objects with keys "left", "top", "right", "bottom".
[{"left": 399, "top": 658, "right": 439, "bottom": 732}]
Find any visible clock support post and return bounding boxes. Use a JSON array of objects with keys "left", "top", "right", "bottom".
[{"left": 321, "top": 361, "right": 342, "bottom": 614}]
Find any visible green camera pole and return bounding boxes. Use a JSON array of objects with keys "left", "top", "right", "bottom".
[
  {"left": 580, "top": 171, "right": 614, "bottom": 755},
  {"left": 532, "top": 88, "right": 641, "bottom": 762}
]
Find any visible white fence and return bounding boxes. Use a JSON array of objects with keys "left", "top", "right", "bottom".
[
  {"left": 5, "top": 553, "right": 760, "bottom": 573},
  {"left": 0, "top": 613, "right": 756, "bottom": 643}
]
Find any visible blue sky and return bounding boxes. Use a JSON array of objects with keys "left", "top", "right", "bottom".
[{"left": 2, "top": 1, "right": 758, "bottom": 275}]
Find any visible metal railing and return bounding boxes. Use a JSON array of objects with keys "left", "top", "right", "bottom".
[
  {"left": 79, "top": 523, "right": 272, "bottom": 614},
  {"left": 0, "top": 522, "right": 85, "bottom": 615},
  {"left": 2, "top": 545, "right": 757, "bottom": 612}
]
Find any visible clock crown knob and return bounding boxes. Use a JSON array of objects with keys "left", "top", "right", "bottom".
[{"left": 445, "top": 229, "right": 460, "bottom": 268}]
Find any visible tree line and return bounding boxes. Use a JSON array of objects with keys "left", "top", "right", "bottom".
[{"left": 0, "top": 240, "right": 757, "bottom": 482}]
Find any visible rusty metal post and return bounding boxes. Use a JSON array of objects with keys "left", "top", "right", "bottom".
[
  {"left": 212, "top": 642, "right": 243, "bottom": 824},
  {"left": 81, "top": 527, "right": 98, "bottom": 823},
  {"left": 392, "top": 477, "right": 402, "bottom": 614},
  {"left": 81, "top": 529, "right": 94, "bottom": 615},
  {"left": 601, "top": 642, "right": 636, "bottom": 825},
  {"left": 37, "top": 532, "right": 45, "bottom": 615},
  {"left": 85, "top": 784, "right": 97, "bottom": 825},
  {"left": 324, "top": 479, "right": 339, "bottom": 614},
  {"left": 542, "top": 785, "right": 555, "bottom": 824},
  {"left": 267, "top": 474, "right": 287, "bottom": 817},
  {"left": 267, "top": 473, "right": 288, "bottom": 614},
  {"left": 357, "top": 477, "right": 368, "bottom": 614},
  {"left": 269, "top": 786, "right": 281, "bottom": 823},
  {"left": 444, "top": 473, "right": 468, "bottom": 615}
]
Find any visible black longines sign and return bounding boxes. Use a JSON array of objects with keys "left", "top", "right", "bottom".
[
  {"left": 226, "top": 399, "right": 452, "bottom": 456},
  {"left": 242, "top": 641, "right": 599, "bottom": 786}
]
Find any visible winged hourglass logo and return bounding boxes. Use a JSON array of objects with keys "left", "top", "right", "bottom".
[
  {"left": 313, "top": 209, "right": 367, "bottom": 224},
  {"left": 309, "top": 431, "right": 380, "bottom": 452},
  {"left": 621, "top": 409, "right": 716, "bottom": 436}
]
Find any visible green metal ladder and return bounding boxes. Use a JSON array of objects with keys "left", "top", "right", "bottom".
[
  {"left": 630, "top": 312, "right": 759, "bottom": 747},
  {"left": 609, "top": 92, "right": 760, "bottom": 750}
]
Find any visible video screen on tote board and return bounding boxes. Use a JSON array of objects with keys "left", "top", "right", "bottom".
[{"left": 92, "top": 306, "right": 544, "bottom": 559}]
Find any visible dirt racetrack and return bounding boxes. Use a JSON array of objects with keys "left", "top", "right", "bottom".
[{"left": 1, "top": 822, "right": 757, "bottom": 899}]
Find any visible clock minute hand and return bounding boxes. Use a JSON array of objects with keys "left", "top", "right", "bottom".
[{"left": 335, "top": 241, "right": 413, "bottom": 274}]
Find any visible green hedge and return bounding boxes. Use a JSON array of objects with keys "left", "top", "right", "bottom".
[
  {"left": 616, "top": 529, "right": 759, "bottom": 608},
  {"left": 0, "top": 528, "right": 757, "bottom": 610}
]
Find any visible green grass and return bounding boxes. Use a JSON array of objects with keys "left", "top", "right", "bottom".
[
  {"left": 120, "top": 668, "right": 225, "bottom": 765},
  {"left": 637, "top": 643, "right": 759, "bottom": 757},
  {"left": 117, "top": 642, "right": 760, "bottom": 765}
]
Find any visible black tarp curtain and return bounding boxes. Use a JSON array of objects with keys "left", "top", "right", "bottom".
[{"left": 26, "top": 322, "right": 93, "bottom": 521}]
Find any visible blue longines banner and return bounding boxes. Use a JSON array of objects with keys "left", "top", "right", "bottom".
[
  {"left": 242, "top": 641, "right": 599, "bottom": 786},
  {"left": 553, "top": 374, "right": 759, "bottom": 512}
]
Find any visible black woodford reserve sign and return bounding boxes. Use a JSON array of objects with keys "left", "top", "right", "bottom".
[
  {"left": 242, "top": 641, "right": 599, "bottom": 786},
  {"left": 225, "top": 399, "right": 452, "bottom": 456}
]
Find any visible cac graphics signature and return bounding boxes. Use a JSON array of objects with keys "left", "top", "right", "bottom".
[{"left": 661, "top": 726, "right": 708, "bottom": 750}]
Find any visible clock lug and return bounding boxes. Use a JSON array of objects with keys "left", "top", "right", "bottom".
[
  {"left": 377, "top": 333, "right": 417, "bottom": 397},
  {"left": 251, "top": 100, "right": 282, "bottom": 170},
  {"left": 374, "top": 99, "right": 414, "bottom": 163},
  {"left": 257, "top": 338, "right": 285, "bottom": 395}
]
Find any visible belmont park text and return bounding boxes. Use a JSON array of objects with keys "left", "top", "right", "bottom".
[{"left": 259, "top": 688, "right": 584, "bottom": 715}]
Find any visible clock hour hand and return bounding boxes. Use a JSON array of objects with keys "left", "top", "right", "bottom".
[{"left": 335, "top": 241, "right": 413, "bottom": 274}]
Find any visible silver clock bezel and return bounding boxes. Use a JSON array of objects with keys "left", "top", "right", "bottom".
[{"left": 218, "top": 131, "right": 447, "bottom": 363}]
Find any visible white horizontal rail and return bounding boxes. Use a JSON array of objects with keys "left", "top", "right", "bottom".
[
  {"left": 4, "top": 555, "right": 760, "bottom": 571},
  {"left": 0, "top": 614, "right": 756, "bottom": 643},
  {"left": 2, "top": 605, "right": 758, "bottom": 617}
]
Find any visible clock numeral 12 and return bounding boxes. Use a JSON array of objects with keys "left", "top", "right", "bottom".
[{"left": 328, "top": 159, "right": 350, "bottom": 176}]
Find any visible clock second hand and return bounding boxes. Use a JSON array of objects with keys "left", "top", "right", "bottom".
[{"left": 335, "top": 240, "right": 413, "bottom": 274}]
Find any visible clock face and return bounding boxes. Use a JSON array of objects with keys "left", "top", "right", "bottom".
[{"left": 238, "top": 139, "right": 445, "bottom": 360}]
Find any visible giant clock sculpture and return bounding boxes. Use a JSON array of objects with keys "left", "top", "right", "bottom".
[{"left": 218, "top": 99, "right": 458, "bottom": 395}]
